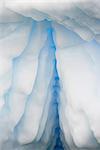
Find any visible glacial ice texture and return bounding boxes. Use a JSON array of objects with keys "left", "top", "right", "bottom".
[{"left": 0, "top": 0, "right": 100, "bottom": 150}]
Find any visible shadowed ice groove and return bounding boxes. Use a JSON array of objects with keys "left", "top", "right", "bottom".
[
  {"left": 15, "top": 24, "right": 56, "bottom": 144},
  {"left": 0, "top": 21, "right": 65, "bottom": 150},
  {"left": 40, "top": 60, "right": 64, "bottom": 150},
  {"left": 0, "top": 19, "right": 59, "bottom": 149},
  {"left": 1, "top": 93, "right": 58, "bottom": 150},
  {"left": 53, "top": 64, "right": 64, "bottom": 150},
  {"left": 7, "top": 20, "right": 50, "bottom": 126},
  {"left": 0, "top": 20, "right": 62, "bottom": 149}
]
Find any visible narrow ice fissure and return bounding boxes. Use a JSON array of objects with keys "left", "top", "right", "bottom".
[
  {"left": 53, "top": 63, "right": 64, "bottom": 150},
  {"left": 47, "top": 27, "right": 64, "bottom": 150}
]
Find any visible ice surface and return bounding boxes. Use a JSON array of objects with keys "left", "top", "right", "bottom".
[
  {"left": 56, "top": 39, "right": 100, "bottom": 149},
  {"left": 0, "top": 0, "right": 100, "bottom": 150}
]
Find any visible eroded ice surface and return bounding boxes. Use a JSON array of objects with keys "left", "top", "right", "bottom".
[{"left": 0, "top": 0, "right": 100, "bottom": 150}]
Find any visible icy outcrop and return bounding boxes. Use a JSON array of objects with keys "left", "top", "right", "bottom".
[
  {"left": 0, "top": 13, "right": 57, "bottom": 149},
  {"left": 0, "top": 0, "right": 100, "bottom": 150},
  {"left": 56, "top": 39, "right": 100, "bottom": 149},
  {"left": 4, "top": 0, "right": 100, "bottom": 42}
]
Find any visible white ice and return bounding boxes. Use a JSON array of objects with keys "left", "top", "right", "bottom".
[{"left": 0, "top": 0, "right": 100, "bottom": 150}]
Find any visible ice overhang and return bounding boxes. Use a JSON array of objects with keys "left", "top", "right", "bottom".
[{"left": 1, "top": 0, "right": 100, "bottom": 42}]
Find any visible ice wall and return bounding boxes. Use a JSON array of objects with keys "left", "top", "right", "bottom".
[{"left": 0, "top": 0, "right": 100, "bottom": 150}]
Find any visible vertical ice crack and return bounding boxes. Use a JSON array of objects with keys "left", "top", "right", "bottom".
[
  {"left": 53, "top": 63, "right": 64, "bottom": 150},
  {"left": 46, "top": 27, "right": 64, "bottom": 150}
]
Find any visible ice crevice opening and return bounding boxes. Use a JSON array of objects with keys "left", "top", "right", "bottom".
[{"left": 0, "top": 0, "right": 100, "bottom": 150}]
